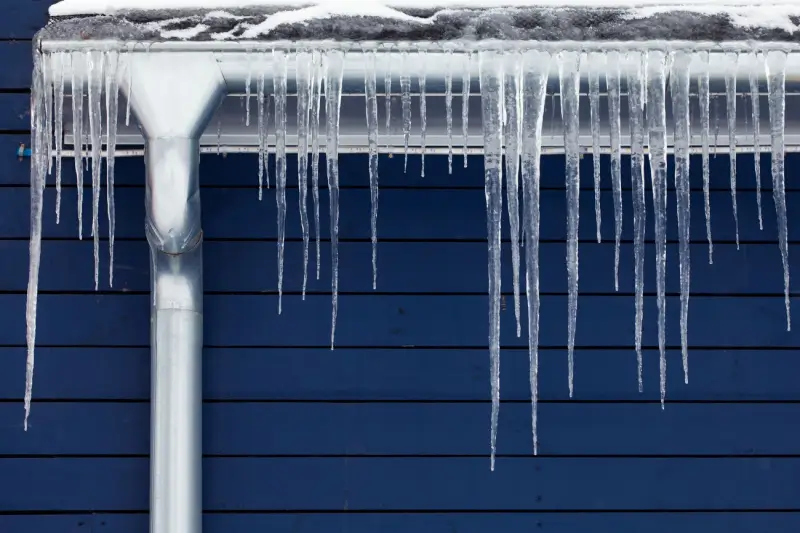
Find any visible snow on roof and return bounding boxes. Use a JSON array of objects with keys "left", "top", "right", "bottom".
[{"left": 47, "top": 0, "right": 800, "bottom": 17}]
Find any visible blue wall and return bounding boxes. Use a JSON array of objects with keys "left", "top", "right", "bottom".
[{"left": 0, "top": 2, "right": 799, "bottom": 531}]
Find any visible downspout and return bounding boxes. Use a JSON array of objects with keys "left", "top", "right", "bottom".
[{"left": 123, "top": 52, "right": 226, "bottom": 533}]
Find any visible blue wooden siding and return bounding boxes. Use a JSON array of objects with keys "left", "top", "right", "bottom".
[{"left": 1, "top": 2, "right": 800, "bottom": 531}]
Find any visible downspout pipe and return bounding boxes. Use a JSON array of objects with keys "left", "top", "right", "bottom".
[{"left": 122, "top": 52, "right": 226, "bottom": 533}]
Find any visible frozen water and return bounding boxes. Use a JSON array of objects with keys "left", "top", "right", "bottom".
[
  {"left": 419, "top": 51, "right": 427, "bottom": 178},
  {"left": 606, "top": 51, "right": 623, "bottom": 291},
  {"left": 560, "top": 50, "right": 581, "bottom": 398},
  {"left": 274, "top": 50, "right": 288, "bottom": 314},
  {"left": 71, "top": 52, "right": 85, "bottom": 240},
  {"left": 311, "top": 50, "right": 323, "bottom": 280},
  {"left": 504, "top": 53, "right": 522, "bottom": 338},
  {"left": 671, "top": 50, "right": 692, "bottom": 385},
  {"left": 297, "top": 50, "right": 312, "bottom": 298},
  {"left": 479, "top": 50, "right": 504, "bottom": 471},
  {"left": 445, "top": 50, "right": 453, "bottom": 174},
  {"left": 725, "top": 52, "right": 740, "bottom": 249},
  {"left": 401, "top": 51, "right": 411, "bottom": 173},
  {"left": 87, "top": 51, "right": 103, "bottom": 293},
  {"left": 698, "top": 51, "right": 713, "bottom": 264},
  {"left": 588, "top": 52, "right": 602, "bottom": 244},
  {"left": 54, "top": 53, "right": 65, "bottom": 225},
  {"left": 462, "top": 53, "right": 472, "bottom": 168},
  {"left": 749, "top": 55, "right": 764, "bottom": 230},
  {"left": 104, "top": 50, "right": 120, "bottom": 288},
  {"left": 365, "top": 50, "right": 380, "bottom": 290}
]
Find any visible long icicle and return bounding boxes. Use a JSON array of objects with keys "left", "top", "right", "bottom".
[
  {"left": 749, "top": 54, "right": 764, "bottom": 230},
  {"left": 725, "top": 53, "right": 740, "bottom": 249},
  {"left": 606, "top": 51, "right": 623, "bottom": 290},
  {"left": 365, "top": 49, "right": 380, "bottom": 290},
  {"left": 521, "top": 50, "right": 550, "bottom": 455},
  {"left": 588, "top": 52, "right": 603, "bottom": 243},
  {"left": 504, "top": 53, "right": 523, "bottom": 338},
  {"left": 462, "top": 52, "right": 471, "bottom": 168},
  {"left": 385, "top": 54, "right": 392, "bottom": 151},
  {"left": 419, "top": 51, "right": 427, "bottom": 178},
  {"left": 647, "top": 51, "right": 668, "bottom": 407},
  {"left": 765, "top": 50, "right": 791, "bottom": 331},
  {"left": 311, "top": 50, "right": 323, "bottom": 280},
  {"left": 257, "top": 68, "right": 266, "bottom": 200},
  {"left": 297, "top": 50, "right": 312, "bottom": 299},
  {"left": 25, "top": 49, "right": 47, "bottom": 431},
  {"left": 479, "top": 50, "right": 504, "bottom": 472},
  {"left": 105, "top": 50, "right": 120, "bottom": 288},
  {"left": 698, "top": 51, "right": 713, "bottom": 264},
  {"left": 628, "top": 51, "right": 647, "bottom": 393},
  {"left": 671, "top": 51, "right": 692, "bottom": 385},
  {"left": 400, "top": 50, "right": 411, "bottom": 173},
  {"left": 71, "top": 51, "right": 85, "bottom": 239},
  {"left": 445, "top": 49, "right": 453, "bottom": 174},
  {"left": 87, "top": 51, "right": 104, "bottom": 292},
  {"left": 325, "top": 50, "right": 345, "bottom": 348},
  {"left": 274, "top": 50, "right": 288, "bottom": 314},
  {"left": 560, "top": 51, "right": 581, "bottom": 398}
]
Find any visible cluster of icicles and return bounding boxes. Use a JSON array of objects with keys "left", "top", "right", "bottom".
[{"left": 28, "top": 46, "right": 791, "bottom": 469}]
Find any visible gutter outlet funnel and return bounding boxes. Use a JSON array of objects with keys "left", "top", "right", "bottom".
[{"left": 126, "top": 52, "right": 226, "bottom": 533}]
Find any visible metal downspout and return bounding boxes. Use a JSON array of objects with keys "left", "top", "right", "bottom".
[{"left": 122, "top": 52, "right": 226, "bottom": 533}]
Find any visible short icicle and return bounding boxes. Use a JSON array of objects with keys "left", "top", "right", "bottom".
[
  {"left": 646, "top": 51, "right": 668, "bottom": 407},
  {"left": 560, "top": 51, "right": 581, "bottom": 398},
  {"left": 87, "top": 51, "right": 104, "bottom": 292},
  {"left": 325, "top": 50, "right": 345, "bottom": 348},
  {"left": 479, "top": 50, "right": 504, "bottom": 471},
  {"left": 54, "top": 52, "right": 66, "bottom": 224},
  {"left": 671, "top": 50, "right": 692, "bottom": 385},
  {"left": 274, "top": 50, "right": 288, "bottom": 314},
  {"left": 257, "top": 66, "right": 267, "bottom": 199},
  {"left": 25, "top": 49, "right": 47, "bottom": 430},
  {"left": 627, "top": 51, "right": 647, "bottom": 393},
  {"left": 698, "top": 51, "right": 713, "bottom": 264},
  {"left": 606, "top": 51, "right": 623, "bottom": 290},
  {"left": 725, "top": 53, "right": 740, "bottom": 249},
  {"left": 588, "top": 52, "right": 603, "bottom": 243},
  {"left": 400, "top": 51, "right": 411, "bottom": 173},
  {"left": 297, "top": 50, "right": 312, "bottom": 298},
  {"left": 749, "top": 54, "right": 764, "bottom": 230},
  {"left": 365, "top": 50, "right": 380, "bottom": 290},
  {"left": 504, "top": 52, "right": 523, "bottom": 338},
  {"left": 245, "top": 50, "right": 252, "bottom": 127},
  {"left": 105, "top": 50, "right": 120, "bottom": 287},
  {"left": 521, "top": 50, "right": 550, "bottom": 455},
  {"left": 310, "top": 50, "right": 323, "bottom": 280},
  {"left": 765, "top": 50, "right": 791, "bottom": 331},
  {"left": 385, "top": 55, "right": 392, "bottom": 151},
  {"left": 445, "top": 49, "right": 453, "bottom": 174},
  {"left": 462, "top": 52, "right": 472, "bottom": 167},
  {"left": 71, "top": 51, "right": 85, "bottom": 239},
  {"left": 419, "top": 51, "right": 427, "bottom": 178}
]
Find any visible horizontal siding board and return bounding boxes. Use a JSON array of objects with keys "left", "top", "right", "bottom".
[
  {"left": 2, "top": 513, "right": 800, "bottom": 533},
  {"left": 0, "top": 186, "right": 793, "bottom": 242},
  {"left": 0, "top": 293, "right": 796, "bottom": 347},
  {"left": 0, "top": 0, "right": 48, "bottom": 39},
  {"left": 0, "top": 42, "right": 33, "bottom": 89},
  {"left": 1, "top": 347, "right": 796, "bottom": 402},
  {"left": 3, "top": 402, "right": 800, "bottom": 456},
  {"left": 1, "top": 457, "right": 798, "bottom": 511},
  {"left": 0, "top": 94, "right": 31, "bottom": 131},
  {"left": 0, "top": 240, "right": 795, "bottom": 296}
]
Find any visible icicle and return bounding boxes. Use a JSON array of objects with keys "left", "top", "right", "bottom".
[
  {"left": 245, "top": 51, "right": 252, "bottom": 127},
  {"left": 297, "top": 51, "right": 312, "bottom": 299},
  {"left": 606, "top": 51, "right": 623, "bottom": 291},
  {"left": 588, "top": 52, "right": 602, "bottom": 244},
  {"left": 125, "top": 55, "right": 132, "bottom": 127},
  {"left": 43, "top": 54, "right": 53, "bottom": 175},
  {"left": 445, "top": 50, "right": 453, "bottom": 174},
  {"left": 274, "top": 50, "right": 288, "bottom": 315},
  {"left": 627, "top": 51, "right": 647, "bottom": 393},
  {"left": 25, "top": 49, "right": 47, "bottom": 430},
  {"left": 419, "top": 51, "right": 427, "bottom": 178},
  {"left": 71, "top": 52, "right": 85, "bottom": 239},
  {"left": 504, "top": 53, "right": 523, "bottom": 338},
  {"left": 713, "top": 95, "right": 721, "bottom": 156},
  {"left": 325, "top": 50, "right": 345, "bottom": 348},
  {"left": 365, "top": 50, "right": 380, "bottom": 290},
  {"left": 257, "top": 69, "right": 266, "bottom": 200},
  {"left": 671, "top": 51, "right": 691, "bottom": 385},
  {"left": 725, "top": 53, "right": 740, "bottom": 249},
  {"left": 384, "top": 56, "right": 392, "bottom": 151},
  {"left": 749, "top": 55, "right": 764, "bottom": 230},
  {"left": 105, "top": 51, "right": 120, "bottom": 288},
  {"left": 479, "top": 50, "right": 504, "bottom": 472},
  {"left": 765, "top": 50, "right": 791, "bottom": 331},
  {"left": 216, "top": 119, "right": 222, "bottom": 156},
  {"left": 646, "top": 51, "right": 668, "bottom": 407},
  {"left": 54, "top": 52, "right": 66, "bottom": 224},
  {"left": 400, "top": 51, "right": 411, "bottom": 173},
  {"left": 560, "top": 51, "right": 581, "bottom": 398},
  {"left": 521, "top": 50, "right": 550, "bottom": 455},
  {"left": 698, "top": 51, "right": 713, "bottom": 264},
  {"left": 462, "top": 52, "right": 471, "bottom": 167},
  {"left": 310, "top": 51, "right": 323, "bottom": 280},
  {"left": 87, "top": 51, "right": 104, "bottom": 292}
]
